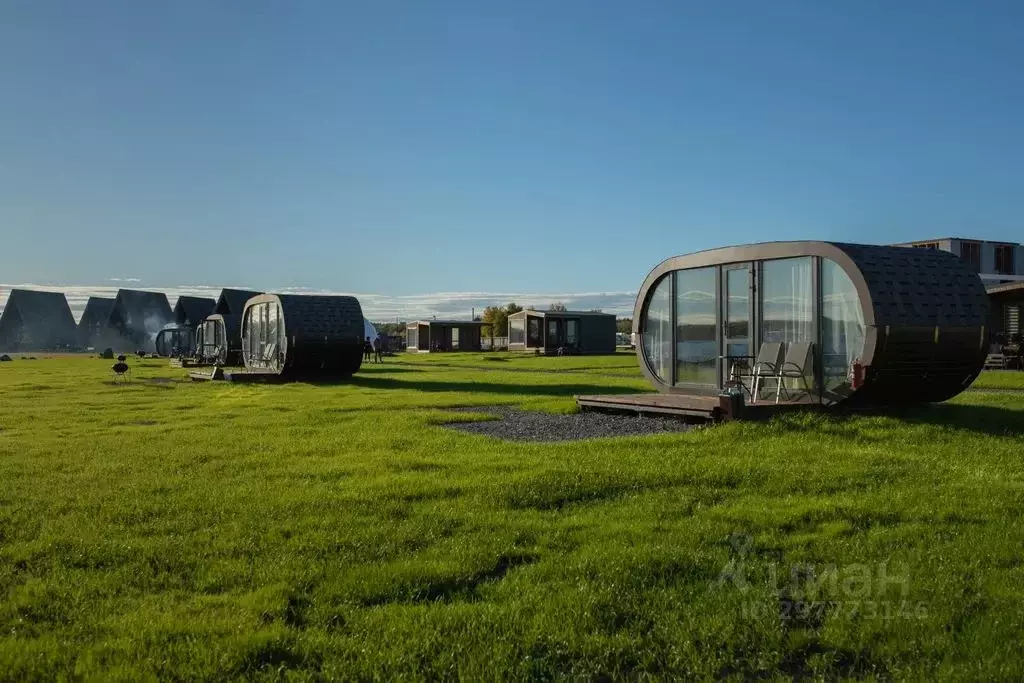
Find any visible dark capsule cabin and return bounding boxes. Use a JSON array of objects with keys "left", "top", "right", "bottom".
[
  {"left": 195, "top": 314, "right": 243, "bottom": 365},
  {"left": 634, "top": 241, "right": 989, "bottom": 406},
  {"left": 154, "top": 326, "right": 195, "bottom": 357},
  {"left": 241, "top": 294, "right": 364, "bottom": 377},
  {"left": 167, "top": 296, "right": 216, "bottom": 357}
]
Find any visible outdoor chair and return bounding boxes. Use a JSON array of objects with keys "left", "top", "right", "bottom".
[
  {"left": 257, "top": 342, "right": 278, "bottom": 367},
  {"left": 736, "top": 342, "right": 784, "bottom": 404},
  {"left": 759, "top": 341, "right": 814, "bottom": 404}
]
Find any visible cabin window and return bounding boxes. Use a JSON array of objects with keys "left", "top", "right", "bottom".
[
  {"left": 761, "top": 257, "right": 814, "bottom": 345},
  {"left": 821, "top": 259, "right": 865, "bottom": 392},
  {"left": 641, "top": 275, "right": 672, "bottom": 383},
  {"left": 509, "top": 316, "right": 525, "bottom": 345},
  {"left": 995, "top": 245, "right": 1015, "bottom": 275},
  {"left": 407, "top": 325, "right": 418, "bottom": 350},
  {"left": 959, "top": 241, "right": 981, "bottom": 272},
  {"left": 526, "top": 316, "right": 543, "bottom": 347},
  {"left": 566, "top": 319, "right": 579, "bottom": 346},
  {"left": 675, "top": 267, "right": 717, "bottom": 386}
]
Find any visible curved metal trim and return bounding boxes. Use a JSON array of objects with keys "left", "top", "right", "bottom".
[{"left": 632, "top": 241, "right": 877, "bottom": 394}]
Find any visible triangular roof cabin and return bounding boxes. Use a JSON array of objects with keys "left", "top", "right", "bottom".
[
  {"left": 106, "top": 289, "right": 173, "bottom": 351},
  {"left": 77, "top": 296, "right": 116, "bottom": 347},
  {"left": 174, "top": 296, "right": 216, "bottom": 326},
  {"left": 0, "top": 288, "right": 78, "bottom": 351},
  {"left": 214, "top": 288, "right": 262, "bottom": 316}
]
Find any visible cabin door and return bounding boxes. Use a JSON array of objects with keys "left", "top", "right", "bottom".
[
  {"left": 721, "top": 263, "right": 753, "bottom": 388},
  {"left": 546, "top": 319, "right": 563, "bottom": 348}
]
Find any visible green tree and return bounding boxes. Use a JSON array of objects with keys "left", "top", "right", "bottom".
[
  {"left": 549, "top": 302, "right": 568, "bottom": 312},
  {"left": 481, "top": 303, "right": 524, "bottom": 337},
  {"left": 482, "top": 306, "right": 509, "bottom": 336},
  {"left": 616, "top": 317, "right": 633, "bottom": 334}
]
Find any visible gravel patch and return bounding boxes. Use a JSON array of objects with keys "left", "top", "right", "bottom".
[{"left": 441, "top": 406, "right": 696, "bottom": 442}]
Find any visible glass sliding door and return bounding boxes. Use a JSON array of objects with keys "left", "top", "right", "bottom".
[
  {"left": 566, "top": 319, "right": 579, "bottom": 348},
  {"left": 547, "top": 318, "right": 562, "bottom": 348},
  {"left": 526, "top": 316, "right": 543, "bottom": 348},
  {"left": 722, "top": 264, "right": 753, "bottom": 386},
  {"left": 675, "top": 267, "right": 718, "bottom": 386}
]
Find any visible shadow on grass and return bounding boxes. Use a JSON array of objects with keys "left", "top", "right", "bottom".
[
  {"left": 896, "top": 402, "right": 1024, "bottom": 437},
  {"left": 306, "top": 374, "right": 648, "bottom": 398},
  {"left": 768, "top": 402, "right": 1024, "bottom": 439}
]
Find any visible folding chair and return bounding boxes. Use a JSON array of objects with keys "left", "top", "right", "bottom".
[
  {"left": 761, "top": 341, "right": 814, "bottom": 404},
  {"left": 739, "top": 342, "right": 784, "bottom": 404},
  {"left": 262, "top": 342, "right": 278, "bottom": 367}
]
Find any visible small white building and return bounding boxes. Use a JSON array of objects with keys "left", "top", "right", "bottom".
[{"left": 892, "top": 237, "right": 1024, "bottom": 285}]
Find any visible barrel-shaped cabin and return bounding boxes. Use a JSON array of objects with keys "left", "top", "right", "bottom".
[
  {"left": 195, "top": 314, "right": 243, "bottom": 365},
  {"left": 634, "top": 241, "right": 989, "bottom": 406},
  {"left": 154, "top": 325, "right": 194, "bottom": 357},
  {"left": 241, "top": 294, "right": 364, "bottom": 377}
]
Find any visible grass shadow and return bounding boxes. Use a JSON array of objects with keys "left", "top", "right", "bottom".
[
  {"left": 894, "top": 402, "right": 1024, "bottom": 438},
  {"left": 767, "top": 402, "right": 1024, "bottom": 440}
]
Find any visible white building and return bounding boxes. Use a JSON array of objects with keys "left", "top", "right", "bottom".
[{"left": 892, "top": 238, "right": 1024, "bottom": 285}]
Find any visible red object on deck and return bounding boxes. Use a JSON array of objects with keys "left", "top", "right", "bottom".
[{"left": 851, "top": 359, "right": 864, "bottom": 389}]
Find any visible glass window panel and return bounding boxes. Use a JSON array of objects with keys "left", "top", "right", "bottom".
[
  {"left": 547, "top": 319, "right": 560, "bottom": 347},
  {"left": 761, "top": 258, "right": 814, "bottom": 345},
  {"left": 267, "top": 303, "right": 277, "bottom": 356},
  {"left": 566, "top": 319, "right": 579, "bottom": 345},
  {"left": 675, "top": 267, "right": 718, "bottom": 385},
  {"left": 726, "top": 268, "right": 750, "bottom": 340},
  {"left": 642, "top": 276, "right": 672, "bottom": 382},
  {"left": 527, "top": 316, "right": 543, "bottom": 347},
  {"left": 761, "top": 257, "right": 815, "bottom": 396},
  {"left": 821, "top": 258, "right": 865, "bottom": 393},
  {"left": 509, "top": 317, "right": 525, "bottom": 345}
]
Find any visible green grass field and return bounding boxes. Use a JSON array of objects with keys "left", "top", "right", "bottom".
[{"left": 2, "top": 354, "right": 1024, "bottom": 679}]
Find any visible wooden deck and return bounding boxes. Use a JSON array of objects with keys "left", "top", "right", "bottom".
[
  {"left": 171, "top": 358, "right": 210, "bottom": 369},
  {"left": 188, "top": 367, "right": 223, "bottom": 381},
  {"left": 576, "top": 392, "right": 819, "bottom": 421}
]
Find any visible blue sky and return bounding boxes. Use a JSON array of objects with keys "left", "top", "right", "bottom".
[{"left": 2, "top": 0, "right": 1023, "bottom": 307}]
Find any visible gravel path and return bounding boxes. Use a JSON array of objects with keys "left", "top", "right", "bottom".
[{"left": 441, "top": 406, "right": 695, "bottom": 442}]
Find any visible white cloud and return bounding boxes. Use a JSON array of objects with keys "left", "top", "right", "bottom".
[{"left": 0, "top": 283, "right": 639, "bottom": 323}]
